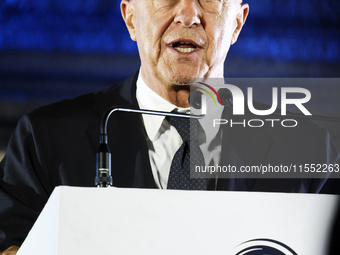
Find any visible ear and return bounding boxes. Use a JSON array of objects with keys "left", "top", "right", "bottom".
[
  {"left": 121, "top": 0, "right": 136, "bottom": 41},
  {"left": 231, "top": 3, "right": 249, "bottom": 45}
]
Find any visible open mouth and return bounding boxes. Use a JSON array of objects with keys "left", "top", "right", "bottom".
[{"left": 171, "top": 41, "right": 198, "bottom": 53}]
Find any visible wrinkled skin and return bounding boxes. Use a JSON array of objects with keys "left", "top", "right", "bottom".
[{"left": 121, "top": 0, "right": 249, "bottom": 107}]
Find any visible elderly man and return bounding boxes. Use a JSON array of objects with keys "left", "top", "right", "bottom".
[{"left": 0, "top": 0, "right": 249, "bottom": 253}]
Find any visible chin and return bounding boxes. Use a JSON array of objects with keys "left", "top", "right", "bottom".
[
  {"left": 170, "top": 76, "right": 192, "bottom": 86},
  {"left": 168, "top": 68, "right": 204, "bottom": 85}
]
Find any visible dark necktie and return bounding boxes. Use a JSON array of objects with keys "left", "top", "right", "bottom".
[{"left": 166, "top": 116, "right": 207, "bottom": 190}]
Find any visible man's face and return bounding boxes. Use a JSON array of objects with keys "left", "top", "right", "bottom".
[{"left": 122, "top": 0, "right": 248, "bottom": 90}]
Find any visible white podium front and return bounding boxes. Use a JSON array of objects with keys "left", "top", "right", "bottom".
[{"left": 18, "top": 186, "right": 339, "bottom": 255}]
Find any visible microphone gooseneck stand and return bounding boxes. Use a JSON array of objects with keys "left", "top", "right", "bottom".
[{"left": 95, "top": 107, "right": 205, "bottom": 187}]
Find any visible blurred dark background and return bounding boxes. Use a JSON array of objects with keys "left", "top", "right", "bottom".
[{"left": 0, "top": 0, "right": 340, "bottom": 159}]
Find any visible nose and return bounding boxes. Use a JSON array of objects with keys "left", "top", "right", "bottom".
[{"left": 173, "top": 0, "right": 202, "bottom": 28}]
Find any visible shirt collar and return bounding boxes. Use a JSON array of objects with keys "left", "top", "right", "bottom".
[{"left": 136, "top": 71, "right": 189, "bottom": 141}]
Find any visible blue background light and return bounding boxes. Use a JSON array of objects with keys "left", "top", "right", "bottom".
[{"left": 0, "top": 0, "right": 339, "bottom": 61}]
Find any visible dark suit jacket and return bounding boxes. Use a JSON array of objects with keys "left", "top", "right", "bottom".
[{"left": 0, "top": 72, "right": 339, "bottom": 249}]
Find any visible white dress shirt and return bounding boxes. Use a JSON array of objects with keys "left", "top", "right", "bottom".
[{"left": 136, "top": 72, "right": 222, "bottom": 189}]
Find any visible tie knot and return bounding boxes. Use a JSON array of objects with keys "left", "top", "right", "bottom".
[{"left": 166, "top": 116, "right": 199, "bottom": 141}]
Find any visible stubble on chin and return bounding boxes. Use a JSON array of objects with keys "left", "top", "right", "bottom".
[
  {"left": 156, "top": 67, "right": 192, "bottom": 89},
  {"left": 155, "top": 68, "right": 192, "bottom": 106},
  {"left": 159, "top": 57, "right": 202, "bottom": 86}
]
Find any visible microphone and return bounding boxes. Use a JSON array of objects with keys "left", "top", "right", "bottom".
[
  {"left": 189, "top": 88, "right": 233, "bottom": 109},
  {"left": 95, "top": 107, "right": 205, "bottom": 187},
  {"left": 218, "top": 88, "right": 233, "bottom": 108}
]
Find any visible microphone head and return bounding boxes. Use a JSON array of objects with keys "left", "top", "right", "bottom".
[
  {"left": 189, "top": 89, "right": 233, "bottom": 109},
  {"left": 189, "top": 91, "right": 204, "bottom": 109},
  {"left": 218, "top": 88, "right": 233, "bottom": 108}
]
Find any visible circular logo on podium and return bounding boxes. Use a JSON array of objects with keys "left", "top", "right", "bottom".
[{"left": 234, "top": 239, "right": 298, "bottom": 255}]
